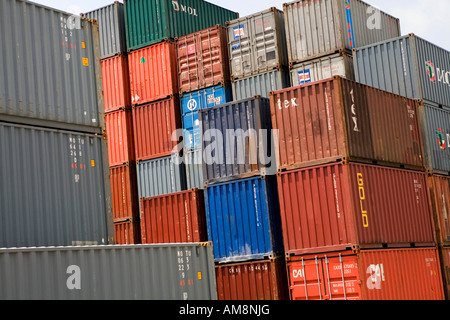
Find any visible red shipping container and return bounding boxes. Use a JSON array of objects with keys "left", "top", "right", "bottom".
[
  {"left": 176, "top": 25, "right": 230, "bottom": 94},
  {"left": 110, "top": 163, "right": 139, "bottom": 222},
  {"left": 128, "top": 41, "right": 178, "bottom": 105},
  {"left": 101, "top": 54, "right": 131, "bottom": 113},
  {"left": 106, "top": 109, "right": 135, "bottom": 167},
  {"left": 215, "top": 258, "right": 288, "bottom": 300},
  {"left": 270, "top": 77, "right": 424, "bottom": 172},
  {"left": 140, "top": 189, "right": 207, "bottom": 244},
  {"left": 287, "top": 248, "right": 444, "bottom": 300},
  {"left": 439, "top": 247, "right": 450, "bottom": 300},
  {"left": 114, "top": 219, "right": 141, "bottom": 245},
  {"left": 132, "top": 96, "right": 182, "bottom": 161},
  {"left": 428, "top": 175, "right": 450, "bottom": 246},
  {"left": 278, "top": 162, "right": 436, "bottom": 256}
]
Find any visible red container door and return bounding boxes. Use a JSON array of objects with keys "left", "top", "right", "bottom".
[
  {"left": 110, "top": 164, "right": 139, "bottom": 222},
  {"left": 114, "top": 219, "right": 141, "bottom": 245},
  {"left": 106, "top": 109, "right": 135, "bottom": 167},
  {"left": 101, "top": 55, "right": 131, "bottom": 112},
  {"left": 440, "top": 247, "right": 450, "bottom": 300},
  {"left": 429, "top": 175, "right": 450, "bottom": 246}
]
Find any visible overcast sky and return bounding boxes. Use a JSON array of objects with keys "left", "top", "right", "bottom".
[{"left": 34, "top": 0, "right": 450, "bottom": 50}]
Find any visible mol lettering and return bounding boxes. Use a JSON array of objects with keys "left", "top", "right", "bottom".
[{"left": 172, "top": 1, "right": 198, "bottom": 16}]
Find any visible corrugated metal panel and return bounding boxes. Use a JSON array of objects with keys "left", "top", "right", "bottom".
[
  {"left": 228, "top": 7, "right": 288, "bottom": 80},
  {"left": 418, "top": 103, "right": 450, "bottom": 174},
  {"left": 185, "top": 149, "right": 204, "bottom": 190},
  {"left": 0, "top": 0, "right": 104, "bottom": 130},
  {"left": 140, "top": 189, "right": 207, "bottom": 244},
  {"left": 204, "top": 176, "right": 283, "bottom": 263},
  {"left": 110, "top": 163, "right": 139, "bottom": 222},
  {"left": 215, "top": 258, "right": 288, "bottom": 300},
  {"left": 353, "top": 34, "right": 450, "bottom": 109},
  {"left": 106, "top": 109, "right": 135, "bottom": 167},
  {"left": 114, "top": 219, "right": 141, "bottom": 244},
  {"left": 181, "top": 85, "right": 232, "bottom": 150},
  {"left": 283, "top": 0, "right": 401, "bottom": 65},
  {"left": 128, "top": 41, "right": 178, "bottom": 106},
  {"left": 101, "top": 55, "right": 131, "bottom": 113},
  {"left": 0, "top": 122, "right": 113, "bottom": 248},
  {"left": 124, "top": 0, "right": 239, "bottom": 51},
  {"left": 133, "top": 96, "right": 182, "bottom": 161},
  {"left": 278, "top": 162, "right": 435, "bottom": 256},
  {"left": 428, "top": 175, "right": 450, "bottom": 246},
  {"left": 270, "top": 77, "right": 425, "bottom": 172},
  {"left": 177, "top": 25, "right": 230, "bottom": 94},
  {"left": 0, "top": 243, "right": 217, "bottom": 300},
  {"left": 290, "top": 52, "right": 354, "bottom": 87},
  {"left": 137, "top": 154, "right": 187, "bottom": 199},
  {"left": 83, "top": 1, "right": 127, "bottom": 58},
  {"left": 199, "top": 96, "right": 277, "bottom": 186},
  {"left": 231, "top": 69, "right": 290, "bottom": 101},
  {"left": 439, "top": 247, "right": 450, "bottom": 300},
  {"left": 287, "top": 248, "right": 444, "bottom": 300}
]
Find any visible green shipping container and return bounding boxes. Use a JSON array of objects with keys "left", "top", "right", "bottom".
[{"left": 124, "top": 0, "right": 239, "bottom": 51}]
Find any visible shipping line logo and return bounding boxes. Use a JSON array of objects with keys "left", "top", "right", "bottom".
[
  {"left": 172, "top": 1, "right": 198, "bottom": 16},
  {"left": 426, "top": 60, "right": 450, "bottom": 87},
  {"left": 436, "top": 128, "right": 449, "bottom": 150}
]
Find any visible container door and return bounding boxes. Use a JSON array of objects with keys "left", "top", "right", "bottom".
[
  {"left": 253, "top": 11, "right": 279, "bottom": 72},
  {"left": 288, "top": 257, "right": 326, "bottom": 300},
  {"left": 229, "top": 21, "right": 253, "bottom": 79}
]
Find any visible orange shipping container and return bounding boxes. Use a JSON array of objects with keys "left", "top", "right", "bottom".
[
  {"left": 287, "top": 248, "right": 444, "bottom": 300},
  {"left": 128, "top": 41, "right": 178, "bottom": 105},
  {"left": 133, "top": 96, "right": 182, "bottom": 161},
  {"left": 428, "top": 175, "right": 450, "bottom": 246},
  {"left": 114, "top": 219, "right": 141, "bottom": 245},
  {"left": 101, "top": 55, "right": 131, "bottom": 113},
  {"left": 110, "top": 164, "right": 139, "bottom": 222},
  {"left": 439, "top": 247, "right": 450, "bottom": 300},
  {"left": 106, "top": 109, "right": 134, "bottom": 167}
]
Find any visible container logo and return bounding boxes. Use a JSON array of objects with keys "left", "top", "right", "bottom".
[
  {"left": 233, "top": 25, "right": 245, "bottom": 40},
  {"left": 187, "top": 99, "right": 198, "bottom": 112},
  {"left": 357, "top": 173, "right": 369, "bottom": 228},
  {"left": 425, "top": 60, "right": 450, "bottom": 87},
  {"left": 297, "top": 70, "right": 311, "bottom": 85},
  {"left": 344, "top": 0, "right": 355, "bottom": 49},
  {"left": 436, "top": 128, "right": 447, "bottom": 150},
  {"left": 426, "top": 61, "right": 436, "bottom": 83},
  {"left": 172, "top": 1, "right": 198, "bottom": 17}
]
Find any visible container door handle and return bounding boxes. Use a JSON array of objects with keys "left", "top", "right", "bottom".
[
  {"left": 325, "top": 256, "right": 332, "bottom": 301},
  {"left": 302, "top": 258, "right": 308, "bottom": 300},
  {"left": 315, "top": 257, "right": 323, "bottom": 300},
  {"left": 339, "top": 254, "right": 347, "bottom": 300}
]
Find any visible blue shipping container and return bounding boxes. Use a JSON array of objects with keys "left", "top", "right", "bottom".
[
  {"left": 204, "top": 176, "right": 283, "bottom": 263},
  {"left": 181, "top": 85, "right": 232, "bottom": 150}
]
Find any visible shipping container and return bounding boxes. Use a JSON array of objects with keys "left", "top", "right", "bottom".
[
  {"left": 124, "top": 0, "right": 238, "bottom": 50},
  {"left": 137, "top": 154, "right": 187, "bottom": 199},
  {"left": 284, "top": 0, "right": 401, "bottom": 65},
  {"left": 110, "top": 163, "right": 139, "bottom": 222},
  {"left": 181, "top": 85, "right": 232, "bottom": 150},
  {"left": 184, "top": 149, "right": 205, "bottom": 190},
  {"left": 418, "top": 103, "right": 450, "bottom": 174},
  {"left": 428, "top": 175, "right": 450, "bottom": 246},
  {"left": 83, "top": 1, "right": 127, "bottom": 59},
  {"left": 287, "top": 248, "right": 444, "bottom": 300},
  {"left": 215, "top": 258, "right": 288, "bottom": 300},
  {"left": 114, "top": 218, "right": 141, "bottom": 245},
  {"left": 290, "top": 52, "right": 354, "bottom": 87},
  {"left": 270, "top": 77, "right": 425, "bottom": 172},
  {"left": 354, "top": 34, "right": 450, "bottom": 109},
  {"left": 177, "top": 25, "right": 230, "bottom": 94},
  {"left": 278, "top": 162, "right": 435, "bottom": 256},
  {"left": 140, "top": 189, "right": 207, "bottom": 244},
  {"left": 128, "top": 41, "right": 178, "bottom": 105},
  {"left": 0, "top": 122, "right": 113, "bottom": 248},
  {"left": 0, "top": 243, "right": 217, "bottom": 300},
  {"left": 106, "top": 109, "right": 135, "bottom": 167},
  {"left": 199, "top": 96, "right": 277, "bottom": 186},
  {"left": 228, "top": 7, "right": 288, "bottom": 80},
  {"left": 232, "top": 69, "right": 291, "bottom": 101},
  {"left": 204, "top": 176, "right": 283, "bottom": 263},
  {"left": 439, "top": 247, "right": 450, "bottom": 300},
  {"left": 101, "top": 54, "right": 131, "bottom": 113},
  {"left": 0, "top": 0, "right": 104, "bottom": 132}
]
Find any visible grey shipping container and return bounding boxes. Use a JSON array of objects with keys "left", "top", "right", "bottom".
[
  {"left": 232, "top": 68, "right": 291, "bottom": 101},
  {"left": 228, "top": 7, "right": 289, "bottom": 80},
  {"left": 137, "top": 154, "right": 187, "bottom": 200},
  {"left": 353, "top": 34, "right": 450, "bottom": 109},
  {"left": 0, "top": 243, "right": 217, "bottom": 300},
  {"left": 199, "top": 96, "right": 277, "bottom": 186},
  {"left": 0, "top": 0, "right": 104, "bottom": 133},
  {"left": 283, "top": 0, "right": 401, "bottom": 65},
  {"left": 419, "top": 103, "right": 450, "bottom": 174},
  {"left": 83, "top": 1, "right": 127, "bottom": 59},
  {"left": 184, "top": 149, "right": 205, "bottom": 190},
  {"left": 0, "top": 122, "right": 113, "bottom": 248},
  {"left": 290, "top": 52, "right": 354, "bottom": 87}
]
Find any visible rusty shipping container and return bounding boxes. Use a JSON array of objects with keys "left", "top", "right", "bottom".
[
  {"left": 140, "top": 189, "right": 207, "bottom": 245},
  {"left": 270, "top": 77, "right": 425, "bottom": 172},
  {"left": 114, "top": 219, "right": 141, "bottom": 245},
  {"left": 106, "top": 109, "right": 134, "bottom": 167},
  {"left": 287, "top": 248, "right": 444, "bottom": 300},
  {"left": 128, "top": 41, "right": 178, "bottom": 105},
  {"left": 278, "top": 162, "right": 435, "bottom": 256},
  {"left": 109, "top": 163, "right": 139, "bottom": 222},
  {"left": 215, "top": 258, "right": 288, "bottom": 300},
  {"left": 428, "top": 175, "right": 450, "bottom": 246},
  {"left": 177, "top": 25, "right": 230, "bottom": 94},
  {"left": 133, "top": 96, "right": 182, "bottom": 162},
  {"left": 439, "top": 247, "right": 450, "bottom": 300},
  {"left": 101, "top": 54, "right": 131, "bottom": 113}
]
